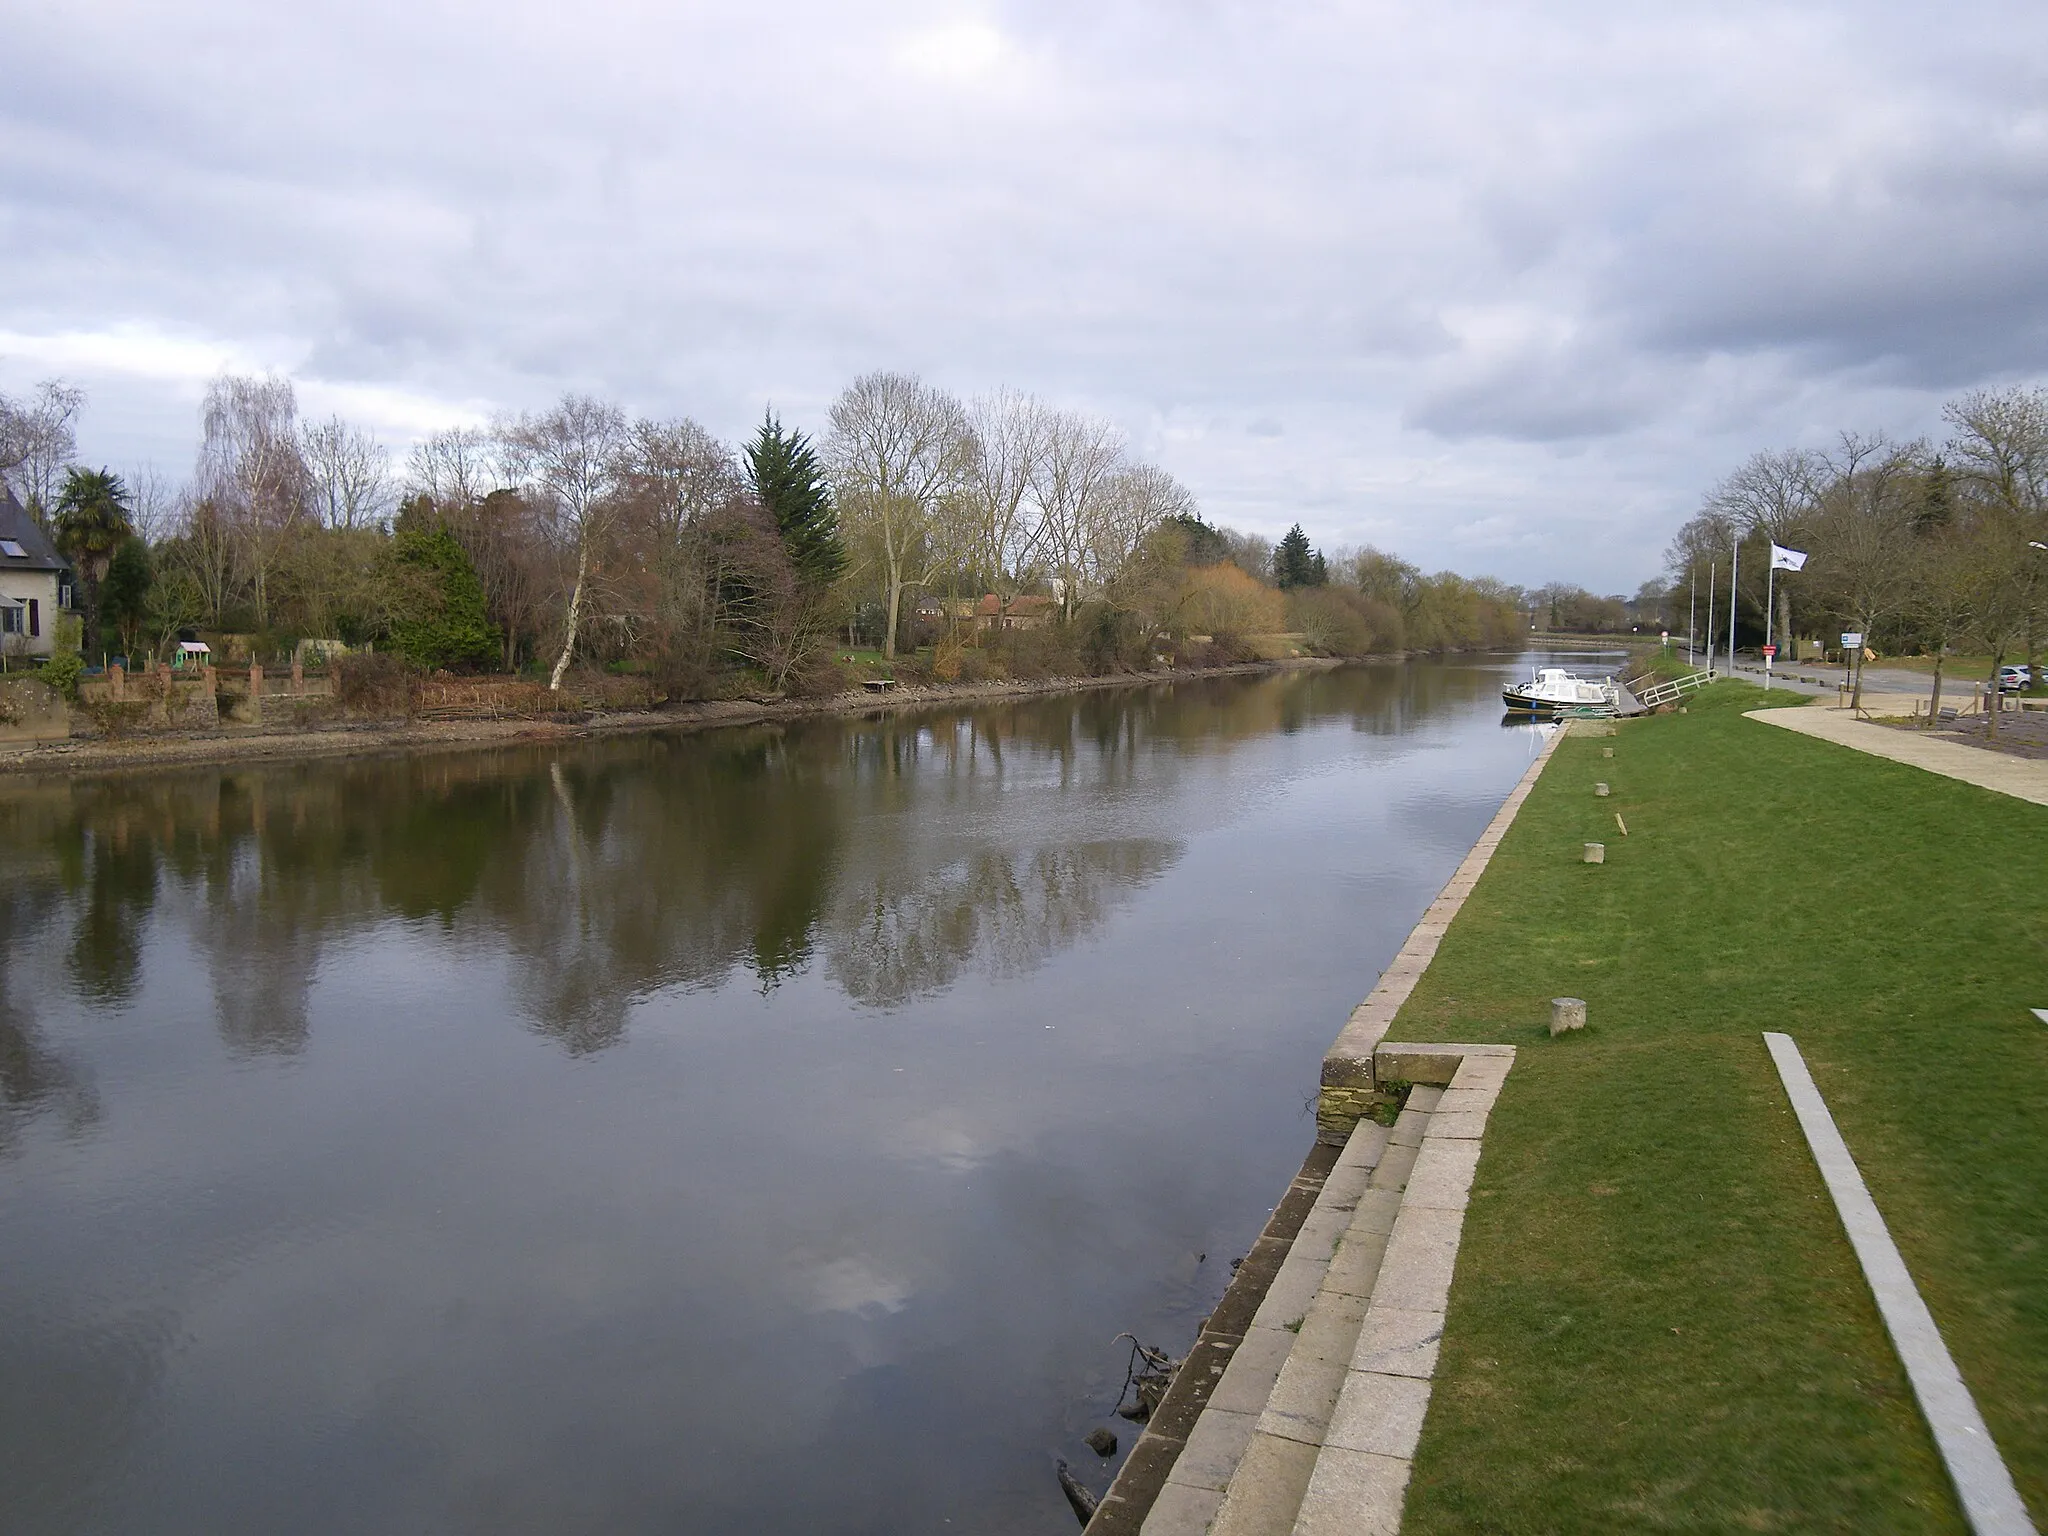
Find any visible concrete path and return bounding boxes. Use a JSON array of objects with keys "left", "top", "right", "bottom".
[{"left": 1746, "top": 706, "right": 2048, "bottom": 808}]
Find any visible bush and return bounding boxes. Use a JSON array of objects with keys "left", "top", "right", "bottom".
[
  {"left": 1187, "top": 633, "right": 1262, "bottom": 666},
  {"left": 39, "top": 651, "right": 85, "bottom": 701},
  {"left": 985, "top": 623, "right": 1084, "bottom": 679},
  {"left": 1288, "top": 588, "right": 1390, "bottom": 657},
  {"left": 784, "top": 652, "right": 847, "bottom": 699},
  {"left": 334, "top": 653, "right": 417, "bottom": 717}
]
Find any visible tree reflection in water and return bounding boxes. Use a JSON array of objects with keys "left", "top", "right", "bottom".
[
  {"left": 0, "top": 664, "right": 1511, "bottom": 1067},
  {"left": 0, "top": 659, "right": 1539, "bottom": 1535}
]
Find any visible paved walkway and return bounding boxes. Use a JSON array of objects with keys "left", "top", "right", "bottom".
[{"left": 1746, "top": 706, "right": 2048, "bottom": 808}]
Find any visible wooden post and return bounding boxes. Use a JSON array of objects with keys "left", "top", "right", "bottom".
[{"left": 110, "top": 662, "right": 125, "bottom": 700}]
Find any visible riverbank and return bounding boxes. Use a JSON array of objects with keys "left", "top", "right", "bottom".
[
  {"left": 0, "top": 655, "right": 1350, "bottom": 781},
  {"left": 1389, "top": 681, "right": 2045, "bottom": 1530}
]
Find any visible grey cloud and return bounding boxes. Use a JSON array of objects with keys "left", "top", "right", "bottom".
[{"left": 3, "top": 0, "right": 2047, "bottom": 591}]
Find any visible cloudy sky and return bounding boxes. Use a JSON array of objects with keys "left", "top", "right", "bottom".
[{"left": 4, "top": 0, "right": 2045, "bottom": 591}]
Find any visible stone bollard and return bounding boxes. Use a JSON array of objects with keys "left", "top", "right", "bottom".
[
  {"left": 1583, "top": 842, "right": 1605, "bottom": 864},
  {"left": 1595, "top": 782, "right": 1610, "bottom": 797},
  {"left": 110, "top": 663, "right": 125, "bottom": 700},
  {"left": 1550, "top": 997, "right": 1587, "bottom": 1036},
  {"left": 1602, "top": 746, "right": 1614, "bottom": 758}
]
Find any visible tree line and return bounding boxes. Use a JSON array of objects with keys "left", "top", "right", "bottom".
[
  {"left": 2, "top": 370, "right": 1539, "bottom": 695},
  {"left": 1665, "top": 385, "right": 2048, "bottom": 713}
]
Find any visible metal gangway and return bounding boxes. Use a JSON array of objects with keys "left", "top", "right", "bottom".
[{"left": 1626, "top": 668, "right": 1716, "bottom": 710}]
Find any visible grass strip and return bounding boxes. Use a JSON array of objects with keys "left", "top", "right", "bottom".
[{"left": 1396, "top": 682, "right": 2046, "bottom": 1534}]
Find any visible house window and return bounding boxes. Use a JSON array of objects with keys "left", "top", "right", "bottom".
[
  {"left": 0, "top": 539, "right": 26, "bottom": 558},
  {"left": 0, "top": 605, "right": 23, "bottom": 634},
  {"left": 58, "top": 582, "right": 72, "bottom": 609}
]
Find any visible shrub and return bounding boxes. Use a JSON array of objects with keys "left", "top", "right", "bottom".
[
  {"left": 1186, "top": 563, "right": 1286, "bottom": 640},
  {"left": 784, "top": 652, "right": 847, "bottom": 699},
  {"left": 334, "top": 653, "right": 417, "bottom": 717},
  {"left": 39, "top": 651, "right": 85, "bottom": 701},
  {"left": 985, "top": 623, "right": 1083, "bottom": 680}
]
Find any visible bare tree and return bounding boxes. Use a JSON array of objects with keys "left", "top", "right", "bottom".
[
  {"left": 612, "top": 416, "right": 744, "bottom": 676},
  {"left": 500, "top": 394, "right": 627, "bottom": 689},
  {"left": 1908, "top": 524, "right": 1980, "bottom": 724},
  {"left": 123, "top": 465, "right": 184, "bottom": 544},
  {"left": 0, "top": 380, "right": 85, "bottom": 522},
  {"left": 1703, "top": 447, "right": 1822, "bottom": 659},
  {"left": 826, "top": 372, "right": 971, "bottom": 660},
  {"left": 1943, "top": 386, "right": 2048, "bottom": 732},
  {"left": 406, "top": 426, "right": 503, "bottom": 506},
  {"left": 197, "top": 374, "right": 308, "bottom": 630},
  {"left": 1944, "top": 387, "right": 2048, "bottom": 524},
  {"left": 437, "top": 490, "right": 550, "bottom": 672},
  {"left": 1032, "top": 409, "right": 1125, "bottom": 619},
  {"left": 1806, "top": 438, "right": 1919, "bottom": 710},
  {"left": 301, "top": 417, "right": 392, "bottom": 529},
  {"left": 1091, "top": 462, "right": 1194, "bottom": 589},
  {"left": 960, "top": 390, "right": 1051, "bottom": 620}
]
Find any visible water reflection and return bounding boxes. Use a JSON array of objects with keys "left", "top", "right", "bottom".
[
  {"left": 2, "top": 666, "right": 1516, "bottom": 1066},
  {"left": 0, "top": 658, "right": 1543, "bottom": 1536}
]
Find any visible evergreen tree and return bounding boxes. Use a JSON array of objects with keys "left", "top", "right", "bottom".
[
  {"left": 1913, "top": 454, "right": 1954, "bottom": 533},
  {"left": 52, "top": 467, "right": 135, "bottom": 658},
  {"left": 1273, "top": 523, "right": 1326, "bottom": 589},
  {"left": 385, "top": 525, "right": 500, "bottom": 669},
  {"left": 745, "top": 412, "right": 845, "bottom": 589},
  {"left": 99, "top": 536, "right": 153, "bottom": 657},
  {"left": 1163, "top": 512, "right": 1232, "bottom": 566}
]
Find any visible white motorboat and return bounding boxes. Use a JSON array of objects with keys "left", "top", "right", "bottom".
[{"left": 1502, "top": 667, "right": 1619, "bottom": 715}]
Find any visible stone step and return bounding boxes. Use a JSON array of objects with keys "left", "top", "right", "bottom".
[
  {"left": 1140, "top": 1087, "right": 1443, "bottom": 1535},
  {"left": 1138, "top": 1043, "right": 1513, "bottom": 1536}
]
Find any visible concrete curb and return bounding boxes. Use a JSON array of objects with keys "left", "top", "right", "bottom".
[{"left": 1764, "top": 1033, "right": 2036, "bottom": 1536}]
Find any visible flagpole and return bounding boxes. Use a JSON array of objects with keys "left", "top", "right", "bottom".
[
  {"left": 1687, "top": 568, "right": 1696, "bottom": 666},
  {"left": 1729, "top": 535, "right": 1740, "bottom": 674},
  {"left": 1765, "top": 559, "right": 1775, "bottom": 691},
  {"left": 1705, "top": 562, "right": 1716, "bottom": 677}
]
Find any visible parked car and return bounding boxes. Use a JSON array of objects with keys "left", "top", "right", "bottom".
[{"left": 1995, "top": 664, "right": 2032, "bottom": 692}]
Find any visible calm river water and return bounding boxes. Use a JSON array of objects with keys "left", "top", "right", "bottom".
[{"left": 1, "top": 656, "right": 1575, "bottom": 1535}]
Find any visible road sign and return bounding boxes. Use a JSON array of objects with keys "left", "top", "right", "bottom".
[
  {"left": 1841, "top": 631, "right": 1863, "bottom": 648},
  {"left": 1762, "top": 644, "right": 1776, "bottom": 660}
]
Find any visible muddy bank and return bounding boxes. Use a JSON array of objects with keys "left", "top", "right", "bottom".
[{"left": 0, "top": 656, "right": 1350, "bottom": 782}]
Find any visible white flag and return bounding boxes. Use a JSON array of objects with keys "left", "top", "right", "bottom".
[{"left": 1770, "top": 543, "right": 1807, "bottom": 572}]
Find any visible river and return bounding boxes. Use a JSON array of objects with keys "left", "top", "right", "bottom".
[{"left": 0, "top": 655, "right": 1578, "bottom": 1534}]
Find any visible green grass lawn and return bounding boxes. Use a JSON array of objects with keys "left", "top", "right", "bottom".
[
  {"left": 1397, "top": 682, "right": 2047, "bottom": 1533},
  {"left": 1855, "top": 654, "right": 2002, "bottom": 678}
]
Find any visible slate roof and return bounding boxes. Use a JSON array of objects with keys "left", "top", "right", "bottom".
[{"left": 0, "top": 486, "right": 69, "bottom": 573}]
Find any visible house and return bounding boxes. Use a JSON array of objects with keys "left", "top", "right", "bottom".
[
  {"left": 0, "top": 487, "right": 72, "bottom": 659},
  {"left": 949, "top": 594, "right": 1061, "bottom": 633}
]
